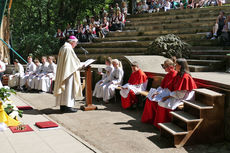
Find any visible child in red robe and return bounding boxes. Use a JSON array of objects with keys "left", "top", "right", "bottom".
[
  {"left": 154, "top": 58, "right": 197, "bottom": 128},
  {"left": 120, "top": 61, "right": 148, "bottom": 109},
  {"left": 141, "top": 59, "right": 177, "bottom": 124}
]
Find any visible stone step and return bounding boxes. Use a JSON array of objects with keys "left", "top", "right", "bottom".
[
  {"left": 190, "top": 50, "right": 230, "bottom": 55},
  {"left": 128, "top": 6, "right": 230, "bottom": 18},
  {"left": 94, "top": 33, "right": 205, "bottom": 43},
  {"left": 158, "top": 122, "right": 188, "bottom": 135},
  {"left": 190, "top": 54, "right": 228, "bottom": 60},
  {"left": 183, "top": 100, "right": 214, "bottom": 110},
  {"left": 194, "top": 88, "right": 223, "bottom": 98},
  {"left": 127, "top": 11, "right": 230, "bottom": 22},
  {"left": 126, "top": 17, "right": 216, "bottom": 26},
  {"left": 171, "top": 111, "right": 201, "bottom": 123},
  {"left": 191, "top": 46, "right": 223, "bottom": 50},
  {"left": 78, "top": 41, "right": 151, "bottom": 48},
  {"left": 75, "top": 47, "right": 146, "bottom": 54},
  {"left": 188, "top": 40, "right": 219, "bottom": 46},
  {"left": 125, "top": 23, "right": 212, "bottom": 31},
  {"left": 187, "top": 59, "right": 223, "bottom": 66},
  {"left": 188, "top": 65, "right": 210, "bottom": 72},
  {"left": 125, "top": 21, "right": 214, "bottom": 30},
  {"left": 108, "top": 28, "right": 209, "bottom": 37}
]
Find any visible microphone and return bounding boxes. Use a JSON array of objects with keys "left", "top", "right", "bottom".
[{"left": 80, "top": 47, "right": 89, "bottom": 55}]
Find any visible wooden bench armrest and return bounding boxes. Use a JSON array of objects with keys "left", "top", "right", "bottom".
[{"left": 116, "top": 86, "right": 122, "bottom": 90}]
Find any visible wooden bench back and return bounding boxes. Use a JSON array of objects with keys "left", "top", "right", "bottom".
[{"left": 151, "top": 76, "right": 164, "bottom": 89}]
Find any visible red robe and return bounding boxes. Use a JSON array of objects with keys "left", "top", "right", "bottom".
[
  {"left": 121, "top": 69, "right": 147, "bottom": 109},
  {"left": 154, "top": 72, "right": 197, "bottom": 128},
  {"left": 141, "top": 69, "right": 177, "bottom": 124}
]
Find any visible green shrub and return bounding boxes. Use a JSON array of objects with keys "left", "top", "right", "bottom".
[{"left": 146, "top": 34, "right": 191, "bottom": 58}]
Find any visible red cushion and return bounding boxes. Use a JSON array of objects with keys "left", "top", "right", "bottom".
[
  {"left": 17, "top": 106, "right": 33, "bottom": 110},
  {"left": 9, "top": 125, "right": 34, "bottom": 133},
  {"left": 35, "top": 121, "right": 58, "bottom": 129}
]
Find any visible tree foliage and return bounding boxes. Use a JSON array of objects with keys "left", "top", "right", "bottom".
[{"left": 10, "top": 0, "right": 113, "bottom": 60}]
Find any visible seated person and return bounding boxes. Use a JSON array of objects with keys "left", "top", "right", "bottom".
[
  {"left": 27, "top": 59, "right": 41, "bottom": 91},
  {"left": 180, "top": 0, "right": 188, "bottom": 9},
  {"left": 0, "top": 58, "right": 6, "bottom": 82},
  {"left": 153, "top": 58, "right": 197, "bottom": 128},
  {"left": 31, "top": 56, "right": 49, "bottom": 90},
  {"left": 38, "top": 56, "right": 57, "bottom": 93},
  {"left": 164, "top": 0, "right": 171, "bottom": 12},
  {"left": 211, "top": 11, "right": 226, "bottom": 40},
  {"left": 218, "top": 0, "right": 225, "bottom": 6},
  {"left": 141, "top": 1, "right": 149, "bottom": 13},
  {"left": 141, "top": 59, "right": 177, "bottom": 124},
  {"left": 20, "top": 56, "right": 36, "bottom": 90},
  {"left": 219, "top": 15, "right": 230, "bottom": 44},
  {"left": 120, "top": 61, "right": 148, "bottom": 109},
  {"left": 93, "top": 57, "right": 114, "bottom": 99},
  {"left": 116, "top": 11, "right": 125, "bottom": 31},
  {"left": 8, "top": 59, "right": 24, "bottom": 88},
  {"left": 103, "top": 59, "right": 124, "bottom": 103},
  {"left": 100, "top": 17, "right": 110, "bottom": 38}
]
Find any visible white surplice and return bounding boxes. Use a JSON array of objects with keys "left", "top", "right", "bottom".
[
  {"left": 103, "top": 67, "right": 124, "bottom": 102},
  {"left": 31, "top": 62, "right": 49, "bottom": 89},
  {"left": 38, "top": 62, "right": 57, "bottom": 92},
  {"left": 93, "top": 65, "right": 114, "bottom": 98},
  {"left": 20, "top": 62, "right": 36, "bottom": 87},
  {"left": 8, "top": 63, "right": 24, "bottom": 87}
]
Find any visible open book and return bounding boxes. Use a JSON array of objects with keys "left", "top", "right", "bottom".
[{"left": 80, "top": 59, "right": 96, "bottom": 68}]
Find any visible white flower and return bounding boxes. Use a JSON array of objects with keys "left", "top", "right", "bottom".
[{"left": 9, "top": 111, "right": 18, "bottom": 119}]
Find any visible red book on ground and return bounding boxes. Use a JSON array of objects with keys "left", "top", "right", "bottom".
[
  {"left": 9, "top": 125, "right": 34, "bottom": 133},
  {"left": 35, "top": 121, "right": 58, "bottom": 129},
  {"left": 17, "top": 106, "right": 33, "bottom": 110}
]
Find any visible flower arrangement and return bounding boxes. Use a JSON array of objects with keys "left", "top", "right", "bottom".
[{"left": 0, "top": 87, "right": 23, "bottom": 120}]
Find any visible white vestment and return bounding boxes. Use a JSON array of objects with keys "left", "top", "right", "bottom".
[
  {"left": 27, "top": 63, "right": 41, "bottom": 88},
  {"left": 54, "top": 42, "right": 82, "bottom": 107},
  {"left": 20, "top": 62, "right": 36, "bottom": 87},
  {"left": 120, "top": 81, "right": 148, "bottom": 98},
  {"left": 38, "top": 62, "right": 57, "bottom": 92},
  {"left": 103, "top": 67, "right": 124, "bottom": 101},
  {"left": 8, "top": 63, "right": 24, "bottom": 87},
  {"left": 31, "top": 62, "right": 49, "bottom": 89},
  {"left": 158, "top": 90, "right": 195, "bottom": 110},
  {"left": 93, "top": 65, "right": 114, "bottom": 98}
]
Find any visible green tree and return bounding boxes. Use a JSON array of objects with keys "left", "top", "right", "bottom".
[{"left": 10, "top": 0, "right": 113, "bottom": 60}]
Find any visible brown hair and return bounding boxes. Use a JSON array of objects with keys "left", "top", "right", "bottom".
[{"left": 105, "top": 57, "right": 112, "bottom": 65}]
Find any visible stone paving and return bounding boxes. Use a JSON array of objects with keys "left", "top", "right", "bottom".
[
  {"left": 16, "top": 92, "right": 230, "bottom": 153},
  {"left": 1, "top": 94, "right": 98, "bottom": 153}
]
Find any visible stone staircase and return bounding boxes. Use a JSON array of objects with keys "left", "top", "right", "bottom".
[
  {"left": 158, "top": 88, "right": 225, "bottom": 147},
  {"left": 77, "top": 6, "right": 230, "bottom": 72}
]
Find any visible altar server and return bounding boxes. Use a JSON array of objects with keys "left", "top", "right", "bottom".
[
  {"left": 141, "top": 59, "right": 177, "bottom": 124},
  {"left": 38, "top": 56, "right": 57, "bottom": 93},
  {"left": 93, "top": 57, "right": 114, "bottom": 99},
  {"left": 103, "top": 59, "right": 124, "bottom": 103},
  {"left": 154, "top": 58, "right": 197, "bottom": 128},
  {"left": 31, "top": 56, "right": 49, "bottom": 90},
  {"left": 27, "top": 59, "right": 42, "bottom": 89},
  {"left": 54, "top": 36, "right": 82, "bottom": 113},
  {"left": 20, "top": 56, "right": 36, "bottom": 90},
  {"left": 8, "top": 59, "right": 24, "bottom": 88},
  {"left": 120, "top": 61, "right": 148, "bottom": 109}
]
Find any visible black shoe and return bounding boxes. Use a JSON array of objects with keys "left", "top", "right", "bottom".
[
  {"left": 65, "top": 107, "right": 78, "bottom": 113},
  {"left": 60, "top": 105, "right": 67, "bottom": 112}
]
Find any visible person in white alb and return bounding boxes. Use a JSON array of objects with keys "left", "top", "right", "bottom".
[
  {"left": 20, "top": 56, "right": 36, "bottom": 90},
  {"left": 8, "top": 59, "right": 24, "bottom": 88},
  {"left": 0, "top": 58, "right": 6, "bottom": 87},
  {"left": 31, "top": 56, "right": 49, "bottom": 90},
  {"left": 103, "top": 59, "right": 124, "bottom": 103},
  {"left": 93, "top": 57, "right": 114, "bottom": 99},
  {"left": 53, "top": 36, "right": 82, "bottom": 113},
  {"left": 27, "top": 59, "right": 41, "bottom": 90},
  {"left": 38, "top": 56, "right": 57, "bottom": 93}
]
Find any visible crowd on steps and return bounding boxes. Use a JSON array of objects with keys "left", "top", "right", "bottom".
[
  {"left": 134, "top": 0, "right": 226, "bottom": 14},
  {"left": 55, "top": 2, "right": 127, "bottom": 43}
]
